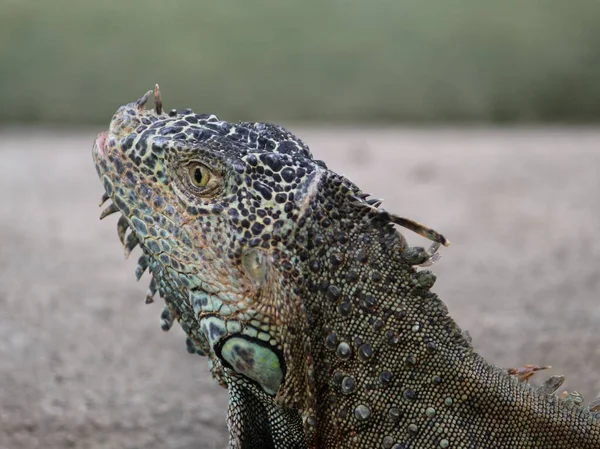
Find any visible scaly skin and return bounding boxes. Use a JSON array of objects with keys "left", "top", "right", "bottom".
[{"left": 93, "top": 87, "right": 600, "bottom": 448}]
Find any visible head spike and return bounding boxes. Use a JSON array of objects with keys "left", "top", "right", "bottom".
[
  {"left": 153, "top": 83, "right": 163, "bottom": 114},
  {"left": 136, "top": 90, "right": 153, "bottom": 109}
]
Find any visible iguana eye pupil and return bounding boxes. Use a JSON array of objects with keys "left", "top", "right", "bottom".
[
  {"left": 189, "top": 163, "right": 209, "bottom": 187},
  {"left": 194, "top": 168, "right": 203, "bottom": 183}
]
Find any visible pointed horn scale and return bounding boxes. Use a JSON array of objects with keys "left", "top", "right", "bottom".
[
  {"left": 123, "top": 232, "right": 139, "bottom": 258},
  {"left": 388, "top": 214, "right": 450, "bottom": 247},
  {"left": 99, "top": 192, "right": 109, "bottom": 207},
  {"left": 366, "top": 198, "right": 383, "bottom": 207},
  {"left": 135, "top": 255, "right": 150, "bottom": 281},
  {"left": 117, "top": 215, "right": 130, "bottom": 246},
  {"left": 537, "top": 375, "right": 566, "bottom": 395},
  {"left": 350, "top": 195, "right": 449, "bottom": 247},
  {"left": 99, "top": 203, "right": 119, "bottom": 220},
  {"left": 145, "top": 277, "right": 157, "bottom": 304},
  {"left": 154, "top": 84, "right": 163, "bottom": 114},
  {"left": 136, "top": 90, "right": 153, "bottom": 109},
  {"left": 589, "top": 395, "right": 600, "bottom": 412}
]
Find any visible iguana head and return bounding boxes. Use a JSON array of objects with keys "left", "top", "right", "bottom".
[
  {"left": 93, "top": 86, "right": 449, "bottom": 424},
  {"left": 93, "top": 86, "right": 331, "bottom": 398}
]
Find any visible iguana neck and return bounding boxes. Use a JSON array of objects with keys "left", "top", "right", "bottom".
[{"left": 291, "top": 219, "right": 599, "bottom": 448}]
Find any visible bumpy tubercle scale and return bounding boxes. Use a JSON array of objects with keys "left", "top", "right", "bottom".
[{"left": 92, "top": 86, "right": 600, "bottom": 449}]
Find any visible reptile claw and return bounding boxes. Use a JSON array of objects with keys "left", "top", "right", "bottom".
[{"left": 99, "top": 202, "right": 119, "bottom": 220}]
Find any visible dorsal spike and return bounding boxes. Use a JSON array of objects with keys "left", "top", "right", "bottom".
[{"left": 536, "top": 375, "right": 566, "bottom": 395}]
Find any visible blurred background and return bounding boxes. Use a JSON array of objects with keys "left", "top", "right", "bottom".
[
  {"left": 2, "top": 0, "right": 600, "bottom": 124},
  {"left": 2, "top": 1, "right": 600, "bottom": 448}
]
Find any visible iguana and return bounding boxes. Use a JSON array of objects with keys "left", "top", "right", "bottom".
[{"left": 92, "top": 86, "right": 600, "bottom": 448}]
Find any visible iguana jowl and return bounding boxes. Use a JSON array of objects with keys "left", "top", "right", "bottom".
[{"left": 92, "top": 86, "right": 600, "bottom": 448}]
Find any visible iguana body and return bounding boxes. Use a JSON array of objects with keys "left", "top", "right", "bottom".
[{"left": 92, "top": 87, "right": 600, "bottom": 448}]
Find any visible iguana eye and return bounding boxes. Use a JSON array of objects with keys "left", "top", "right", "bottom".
[
  {"left": 174, "top": 159, "right": 221, "bottom": 199},
  {"left": 188, "top": 162, "right": 210, "bottom": 187}
]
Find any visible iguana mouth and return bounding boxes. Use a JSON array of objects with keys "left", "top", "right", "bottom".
[
  {"left": 92, "top": 85, "right": 170, "bottom": 299},
  {"left": 94, "top": 131, "right": 108, "bottom": 158}
]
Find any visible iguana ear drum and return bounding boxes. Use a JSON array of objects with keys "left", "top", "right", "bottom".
[{"left": 215, "top": 334, "right": 285, "bottom": 396}]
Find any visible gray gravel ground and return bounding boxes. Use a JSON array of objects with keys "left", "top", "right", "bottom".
[{"left": 1, "top": 128, "right": 600, "bottom": 449}]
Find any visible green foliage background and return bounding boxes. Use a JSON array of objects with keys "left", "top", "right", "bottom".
[{"left": 2, "top": 0, "right": 600, "bottom": 124}]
